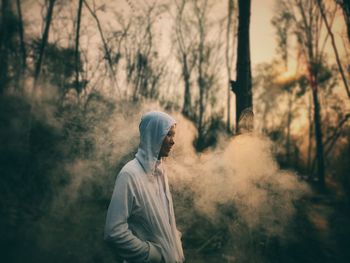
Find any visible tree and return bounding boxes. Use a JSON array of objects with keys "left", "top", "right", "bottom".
[
  {"left": 271, "top": 2, "right": 293, "bottom": 70},
  {"left": 225, "top": 0, "right": 235, "bottom": 132},
  {"left": 193, "top": 0, "right": 208, "bottom": 143},
  {"left": 336, "top": 0, "right": 350, "bottom": 41},
  {"left": 33, "top": 0, "right": 56, "bottom": 90},
  {"left": 278, "top": 0, "right": 346, "bottom": 188},
  {"left": 173, "top": 0, "right": 197, "bottom": 119},
  {"left": 296, "top": 0, "right": 325, "bottom": 188},
  {"left": 253, "top": 61, "right": 305, "bottom": 167},
  {"left": 114, "top": 3, "right": 166, "bottom": 101},
  {"left": 191, "top": 0, "right": 225, "bottom": 149},
  {"left": 16, "top": 0, "right": 26, "bottom": 74},
  {"left": 74, "top": 0, "right": 84, "bottom": 95},
  {"left": 31, "top": 40, "right": 83, "bottom": 100},
  {"left": 316, "top": 0, "right": 350, "bottom": 99},
  {"left": 171, "top": 0, "right": 226, "bottom": 149},
  {"left": 83, "top": 0, "right": 121, "bottom": 97},
  {"left": 0, "top": 0, "right": 25, "bottom": 92},
  {"left": 231, "top": 0, "right": 253, "bottom": 133},
  {"left": 272, "top": 2, "right": 306, "bottom": 166},
  {"left": 0, "top": 0, "right": 10, "bottom": 93}
]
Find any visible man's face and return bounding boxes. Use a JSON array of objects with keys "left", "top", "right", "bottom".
[{"left": 158, "top": 125, "right": 176, "bottom": 158}]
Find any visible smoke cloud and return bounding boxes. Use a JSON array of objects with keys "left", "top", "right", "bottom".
[
  {"left": 167, "top": 113, "right": 310, "bottom": 237},
  {"left": 2, "top": 88, "right": 310, "bottom": 262}
]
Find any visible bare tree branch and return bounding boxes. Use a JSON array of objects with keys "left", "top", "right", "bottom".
[
  {"left": 324, "top": 113, "right": 350, "bottom": 155},
  {"left": 316, "top": 0, "right": 350, "bottom": 99},
  {"left": 83, "top": 0, "right": 121, "bottom": 97},
  {"left": 33, "top": 0, "right": 56, "bottom": 90}
]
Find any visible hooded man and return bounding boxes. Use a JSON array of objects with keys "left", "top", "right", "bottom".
[{"left": 104, "top": 111, "right": 184, "bottom": 263}]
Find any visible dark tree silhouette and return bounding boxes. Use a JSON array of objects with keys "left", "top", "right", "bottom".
[
  {"left": 336, "top": 0, "right": 350, "bottom": 41},
  {"left": 225, "top": 0, "right": 235, "bottom": 132},
  {"left": 74, "top": 0, "right": 84, "bottom": 95},
  {"left": 232, "top": 0, "right": 252, "bottom": 133},
  {"left": 16, "top": 0, "right": 26, "bottom": 73},
  {"left": 0, "top": 0, "right": 10, "bottom": 93},
  {"left": 317, "top": 0, "right": 350, "bottom": 99},
  {"left": 284, "top": 0, "right": 328, "bottom": 188},
  {"left": 84, "top": 0, "right": 121, "bottom": 97},
  {"left": 33, "top": 0, "right": 56, "bottom": 90},
  {"left": 173, "top": 0, "right": 197, "bottom": 119}
]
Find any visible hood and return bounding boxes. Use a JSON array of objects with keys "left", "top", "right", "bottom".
[{"left": 135, "top": 111, "right": 176, "bottom": 174}]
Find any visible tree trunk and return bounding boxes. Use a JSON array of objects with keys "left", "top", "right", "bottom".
[
  {"left": 195, "top": 1, "right": 206, "bottom": 146},
  {"left": 16, "top": 0, "right": 26, "bottom": 73},
  {"left": 0, "top": 0, "right": 10, "bottom": 93},
  {"left": 198, "top": 63, "right": 204, "bottom": 144},
  {"left": 310, "top": 76, "right": 325, "bottom": 189},
  {"left": 307, "top": 91, "right": 313, "bottom": 174},
  {"left": 286, "top": 92, "right": 293, "bottom": 165},
  {"left": 233, "top": 0, "right": 252, "bottom": 133},
  {"left": 294, "top": 0, "right": 325, "bottom": 187},
  {"left": 74, "top": 0, "right": 84, "bottom": 95},
  {"left": 33, "top": 0, "right": 56, "bottom": 90},
  {"left": 182, "top": 53, "right": 192, "bottom": 118},
  {"left": 226, "top": 0, "right": 234, "bottom": 132},
  {"left": 22, "top": 0, "right": 56, "bottom": 205}
]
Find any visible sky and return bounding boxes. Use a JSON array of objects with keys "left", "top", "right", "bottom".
[
  {"left": 124, "top": 0, "right": 279, "bottom": 67},
  {"left": 22, "top": 0, "right": 348, "bottom": 104},
  {"left": 23, "top": 0, "right": 278, "bottom": 67},
  {"left": 23, "top": 0, "right": 348, "bottom": 69},
  {"left": 250, "top": 0, "right": 276, "bottom": 65}
]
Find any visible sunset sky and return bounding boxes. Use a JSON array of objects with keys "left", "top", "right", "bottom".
[
  {"left": 23, "top": 0, "right": 347, "bottom": 70},
  {"left": 21, "top": 0, "right": 348, "bottom": 133}
]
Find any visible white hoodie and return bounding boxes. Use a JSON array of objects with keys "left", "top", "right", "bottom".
[{"left": 104, "top": 111, "right": 184, "bottom": 263}]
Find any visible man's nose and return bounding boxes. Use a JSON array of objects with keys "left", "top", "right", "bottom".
[{"left": 170, "top": 138, "right": 175, "bottom": 145}]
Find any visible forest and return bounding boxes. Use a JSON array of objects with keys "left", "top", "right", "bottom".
[{"left": 0, "top": 0, "right": 349, "bottom": 262}]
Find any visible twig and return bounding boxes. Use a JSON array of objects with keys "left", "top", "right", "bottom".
[{"left": 316, "top": 0, "right": 350, "bottom": 99}]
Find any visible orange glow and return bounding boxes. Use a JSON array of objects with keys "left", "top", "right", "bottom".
[{"left": 275, "top": 70, "right": 299, "bottom": 86}]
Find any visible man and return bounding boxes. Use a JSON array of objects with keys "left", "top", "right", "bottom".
[{"left": 104, "top": 111, "right": 184, "bottom": 263}]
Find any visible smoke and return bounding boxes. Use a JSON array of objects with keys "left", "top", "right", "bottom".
[
  {"left": 2, "top": 87, "right": 310, "bottom": 262},
  {"left": 167, "top": 113, "right": 310, "bottom": 237},
  {"left": 1, "top": 85, "right": 172, "bottom": 262},
  {"left": 52, "top": 99, "right": 166, "bottom": 205}
]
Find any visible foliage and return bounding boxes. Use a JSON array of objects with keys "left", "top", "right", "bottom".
[
  {"left": 30, "top": 39, "right": 86, "bottom": 96},
  {"left": 0, "top": 90, "right": 132, "bottom": 262},
  {"left": 271, "top": 1, "right": 293, "bottom": 68},
  {"left": 109, "top": 4, "right": 167, "bottom": 101},
  {"left": 0, "top": 4, "right": 24, "bottom": 91},
  {"left": 171, "top": 0, "right": 227, "bottom": 151}
]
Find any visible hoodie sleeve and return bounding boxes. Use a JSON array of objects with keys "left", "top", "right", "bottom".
[{"left": 104, "top": 171, "right": 163, "bottom": 263}]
